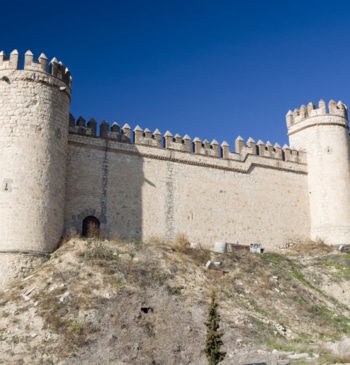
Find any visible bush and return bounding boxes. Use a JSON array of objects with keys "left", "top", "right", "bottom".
[{"left": 204, "top": 292, "right": 226, "bottom": 365}]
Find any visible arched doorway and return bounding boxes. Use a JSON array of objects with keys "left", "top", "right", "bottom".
[{"left": 82, "top": 216, "right": 100, "bottom": 238}]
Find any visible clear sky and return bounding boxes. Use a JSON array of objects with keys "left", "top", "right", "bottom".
[{"left": 2, "top": 0, "right": 350, "bottom": 147}]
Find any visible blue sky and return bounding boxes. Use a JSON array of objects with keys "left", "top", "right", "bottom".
[{"left": 2, "top": 0, "right": 350, "bottom": 147}]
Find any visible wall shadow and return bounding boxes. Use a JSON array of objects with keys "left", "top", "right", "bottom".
[{"left": 64, "top": 123, "right": 144, "bottom": 243}]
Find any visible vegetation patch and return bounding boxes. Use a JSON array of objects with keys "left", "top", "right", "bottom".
[
  {"left": 322, "top": 254, "right": 350, "bottom": 280},
  {"left": 166, "top": 285, "right": 183, "bottom": 296},
  {"left": 204, "top": 292, "right": 226, "bottom": 365},
  {"left": 262, "top": 252, "right": 286, "bottom": 265},
  {"left": 2, "top": 237, "right": 350, "bottom": 364},
  {"left": 291, "top": 268, "right": 321, "bottom": 292},
  {"left": 84, "top": 242, "right": 119, "bottom": 261},
  {"left": 308, "top": 305, "right": 350, "bottom": 335},
  {"left": 133, "top": 240, "right": 144, "bottom": 245},
  {"left": 290, "top": 239, "right": 333, "bottom": 254},
  {"left": 68, "top": 319, "right": 84, "bottom": 334}
]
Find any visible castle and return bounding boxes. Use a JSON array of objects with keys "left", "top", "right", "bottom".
[{"left": 1, "top": 49, "right": 350, "bottom": 285}]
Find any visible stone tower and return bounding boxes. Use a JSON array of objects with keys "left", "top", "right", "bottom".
[
  {"left": 286, "top": 100, "right": 350, "bottom": 245},
  {"left": 0, "top": 50, "right": 71, "bottom": 283}
]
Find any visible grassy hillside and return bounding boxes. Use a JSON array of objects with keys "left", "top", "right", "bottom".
[{"left": 1, "top": 237, "right": 350, "bottom": 364}]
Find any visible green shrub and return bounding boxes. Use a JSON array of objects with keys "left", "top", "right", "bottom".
[{"left": 204, "top": 292, "right": 226, "bottom": 365}]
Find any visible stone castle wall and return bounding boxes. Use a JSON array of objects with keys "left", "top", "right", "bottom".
[
  {"left": 2, "top": 49, "right": 350, "bottom": 290},
  {"left": 0, "top": 50, "right": 71, "bottom": 253},
  {"left": 65, "top": 123, "right": 311, "bottom": 250},
  {"left": 287, "top": 100, "right": 350, "bottom": 245}
]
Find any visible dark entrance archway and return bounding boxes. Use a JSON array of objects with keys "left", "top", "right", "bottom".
[{"left": 82, "top": 216, "right": 100, "bottom": 238}]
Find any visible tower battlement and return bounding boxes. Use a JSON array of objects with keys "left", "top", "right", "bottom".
[
  {"left": 0, "top": 49, "right": 72, "bottom": 89},
  {"left": 2, "top": 46, "right": 350, "bottom": 288},
  {"left": 0, "top": 48, "right": 71, "bottom": 270},
  {"left": 286, "top": 99, "right": 350, "bottom": 247},
  {"left": 286, "top": 100, "right": 348, "bottom": 135}
]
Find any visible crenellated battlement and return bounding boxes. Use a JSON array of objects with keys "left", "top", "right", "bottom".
[
  {"left": 6, "top": 44, "right": 350, "bottom": 288},
  {"left": 69, "top": 114, "right": 131, "bottom": 142},
  {"left": 286, "top": 99, "right": 348, "bottom": 129},
  {"left": 0, "top": 47, "right": 72, "bottom": 267},
  {"left": 68, "top": 115, "right": 306, "bottom": 164},
  {"left": 0, "top": 49, "right": 72, "bottom": 88},
  {"left": 285, "top": 98, "right": 350, "bottom": 247}
]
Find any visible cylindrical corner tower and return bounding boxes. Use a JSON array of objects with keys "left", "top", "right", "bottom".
[
  {"left": 286, "top": 99, "right": 350, "bottom": 245},
  {"left": 0, "top": 49, "right": 71, "bottom": 259}
]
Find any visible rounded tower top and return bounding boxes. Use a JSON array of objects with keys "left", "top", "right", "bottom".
[
  {"left": 0, "top": 48, "right": 72, "bottom": 255},
  {"left": 286, "top": 99, "right": 350, "bottom": 245},
  {"left": 286, "top": 99, "right": 348, "bottom": 136},
  {"left": 0, "top": 49, "right": 72, "bottom": 97}
]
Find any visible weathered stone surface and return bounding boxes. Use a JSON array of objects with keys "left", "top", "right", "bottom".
[
  {"left": 0, "top": 49, "right": 349, "bottom": 287},
  {"left": 287, "top": 100, "right": 350, "bottom": 245},
  {"left": 0, "top": 52, "right": 71, "bottom": 255}
]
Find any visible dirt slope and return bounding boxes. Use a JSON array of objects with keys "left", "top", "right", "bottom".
[{"left": 1, "top": 238, "right": 350, "bottom": 365}]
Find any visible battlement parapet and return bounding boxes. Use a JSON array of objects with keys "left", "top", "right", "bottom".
[
  {"left": 193, "top": 137, "right": 220, "bottom": 157},
  {"left": 233, "top": 136, "right": 304, "bottom": 163},
  {"left": 286, "top": 99, "right": 348, "bottom": 131},
  {"left": 69, "top": 115, "right": 131, "bottom": 142},
  {"left": 0, "top": 49, "right": 72, "bottom": 88},
  {"left": 68, "top": 118, "right": 306, "bottom": 165},
  {"left": 163, "top": 131, "right": 191, "bottom": 152},
  {"left": 135, "top": 126, "right": 162, "bottom": 147},
  {"left": 69, "top": 131, "right": 307, "bottom": 177}
]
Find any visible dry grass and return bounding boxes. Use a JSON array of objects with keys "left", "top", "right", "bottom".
[
  {"left": 34, "top": 286, "right": 70, "bottom": 331},
  {"left": 3, "top": 236, "right": 350, "bottom": 364},
  {"left": 188, "top": 248, "right": 212, "bottom": 266},
  {"left": 171, "top": 233, "right": 210, "bottom": 264},
  {"left": 59, "top": 228, "right": 82, "bottom": 250},
  {"left": 109, "top": 231, "right": 131, "bottom": 246},
  {"left": 145, "top": 233, "right": 211, "bottom": 266},
  {"left": 83, "top": 242, "right": 118, "bottom": 261},
  {"left": 289, "top": 239, "right": 334, "bottom": 254},
  {"left": 258, "top": 272, "right": 273, "bottom": 291},
  {"left": 174, "top": 233, "right": 190, "bottom": 251},
  {"left": 318, "top": 338, "right": 350, "bottom": 363},
  {"left": 144, "top": 235, "right": 169, "bottom": 247}
]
